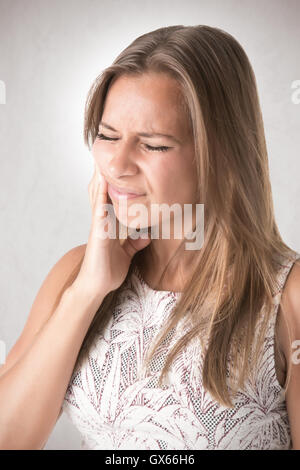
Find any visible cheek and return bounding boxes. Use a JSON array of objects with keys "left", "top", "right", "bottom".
[
  {"left": 154, "top": 156, "right": 184, "bottom": 191},
  {"left": 148, "top": 161, "right": 171, "bottom": 200},
  {"left": 160, "top": 155, "right": 197, "bottom": 202}
]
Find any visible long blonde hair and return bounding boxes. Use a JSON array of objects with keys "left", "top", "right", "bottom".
[{"left": 54, "top": 25, "right": 297, "bottom": 407}]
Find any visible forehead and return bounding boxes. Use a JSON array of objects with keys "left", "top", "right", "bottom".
[{"left": 102, "top": 72, "right": 189, "bottom": 129}]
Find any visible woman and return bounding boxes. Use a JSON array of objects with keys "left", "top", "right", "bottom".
[{"left": 0, "top": 25, "right": 299, "bottom": 450}]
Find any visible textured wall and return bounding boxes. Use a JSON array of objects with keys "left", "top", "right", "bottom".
[{"left": 0, "top": 0, "right": 299, "bottom": 450}]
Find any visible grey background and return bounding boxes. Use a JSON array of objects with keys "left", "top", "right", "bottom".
[{"left": 0, "top": 0, "right": 299, "bottom": 450}]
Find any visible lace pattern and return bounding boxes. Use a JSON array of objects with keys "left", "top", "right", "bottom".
[{"left": 62, "top": 251, "right": 300, "bottom": 449}]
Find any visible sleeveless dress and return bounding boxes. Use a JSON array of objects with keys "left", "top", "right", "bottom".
[{"left": 62, "top": 251, "right": 300, "bottom": 450}]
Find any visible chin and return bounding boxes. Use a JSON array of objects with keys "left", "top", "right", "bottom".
[
  {"left": 111, "top": 204, "right": 149, "bottom": 230},
  {"left": 117, "top": 216, "right": 149, "bottom": 231}
]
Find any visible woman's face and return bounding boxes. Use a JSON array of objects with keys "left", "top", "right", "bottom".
[{"left": 92, "top": 71, "right": 198, "bottom": 232}]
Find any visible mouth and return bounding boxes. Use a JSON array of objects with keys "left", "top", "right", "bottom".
[{"left": 108, "top": 183, "right": 146, "bottom": 201}]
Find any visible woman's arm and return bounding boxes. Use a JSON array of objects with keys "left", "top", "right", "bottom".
[
  {"left": 0, "top": 244, "right": 106, "bottom": 450},
  {"left": 0, "top": 245, "right": 86, "bottom": 380},
  {"left": 278, "top": 261, "right": 300, "bottom": 450}
]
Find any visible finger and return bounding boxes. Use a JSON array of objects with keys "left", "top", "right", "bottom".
[
  {"left": 96, "top": 168, "right": 108, "bottom": 203},
  {"left": 96, "top": 167, "right": 108, "bottom": 194},
  {"left": 118, "top": 221, "right": 128, "bottom": 243},
  {"left": 94, "top": 172, "right": 111, "bottom": 224},
  {"left": 88, "top": 164, "right": 98, "bottom": 204},
  {"left": 121, "top": 232, "right": 151, "bottom": 258}
]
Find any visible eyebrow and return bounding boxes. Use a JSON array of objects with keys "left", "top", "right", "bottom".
[{"left": 99, "top": 121, "right": 181, "bottom": 144}]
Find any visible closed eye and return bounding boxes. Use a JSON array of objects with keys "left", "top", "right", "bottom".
[
  {"left": 97, "top": 133, "right": 118, "bottom": 142},
  {"left": 96, "top": 133, "right": 171, "bottom": 153}
]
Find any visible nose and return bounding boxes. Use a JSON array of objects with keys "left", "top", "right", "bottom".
[{"left": 106, "top": 142, "right": 139, "bottom": 179}]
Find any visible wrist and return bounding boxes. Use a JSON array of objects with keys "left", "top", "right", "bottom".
[{"left": 63, "top": 281, "right": 108, "bottom": 311}]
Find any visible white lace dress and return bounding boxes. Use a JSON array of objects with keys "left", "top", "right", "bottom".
[{"left": 62, "top": 252, "right": 300, "bottom": 450}]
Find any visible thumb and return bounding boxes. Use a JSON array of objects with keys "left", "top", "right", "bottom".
[
  {"left": 121, "top": 232, "right": 151, "bottom": 259},
  {"left": 131, "top": 233, "right": 152, "bottom": 252}
]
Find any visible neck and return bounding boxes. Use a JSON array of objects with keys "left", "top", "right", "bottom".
[
  {"left": 137, "top": 238, "right": 195, "bottom": 293},
  {"left": 135, "top": 208, "right": 200, "bottom": 291}
]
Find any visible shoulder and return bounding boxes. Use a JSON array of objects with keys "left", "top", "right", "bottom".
[
  {"left": 25, "top": 242, "right": 87, "bottom": 326},
  {"left": 0, "top": 244, "right": 87, "bottom": 378},
  {"left": 40, "top": 244, "right": 87, "bottom": 293},
  {"left": 280, "top": 259, "right": 300, "bottom": 335},
  {"left": 276, "top": 258, "right": 300, "bottom": 449},
  {"left": 277, "top": 259, "right": 300, "bottom": 356},
  {"left": 55, "top": 243, "right": 87, "bottom": 270}
]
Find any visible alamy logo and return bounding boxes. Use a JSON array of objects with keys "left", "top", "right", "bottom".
[
  {"left": 291, "top": 80, "right": 300, "bottom": 104},
  {"left": 291, "top": 340, "right": 300, "bottom": 365},
  {"left": 96, "top": 202, "right": 205, "bottom": 250},
  {"left": 0, "top": 80, "right": 6, "bottom": 104}
]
